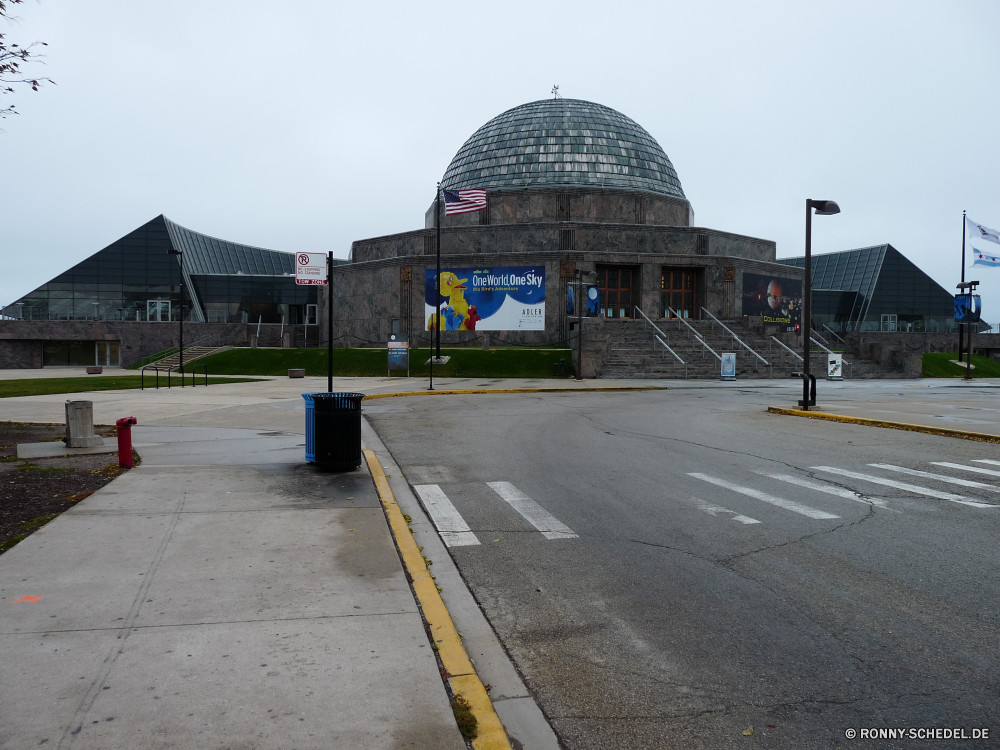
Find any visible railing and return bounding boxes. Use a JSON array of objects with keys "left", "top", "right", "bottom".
[
  {"left": 810, "top": 336, "right": 851, "bottom": 365},
  {"left": 770, "top": 336, "right": 803, "bottom": 362},
  {"left": 821, "top": 324, "right": 845, "bottom": 346},
  {"left": 665, "top": 307, "right": 722, "bottom": 361},
  {"left": 654, "top": 335, "right": 687, "bottom": 378},
  {"left": 141, "top": 365, "right": 164, "bottom": 390},
  {"left": 700, "top": 308, "right": 771, "bottom": 376},
  {"left": 811, "top": 329, "right": 832, "bottom": 347},
  {"left": 634, "top": 306, "right": 687, "bottom": 377},
  {"left": 191, "top": 364, "right": 209, "bottom": 386}
]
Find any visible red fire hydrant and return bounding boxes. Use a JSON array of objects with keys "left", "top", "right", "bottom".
[{"left": 116, "top": 417, "right": 138, "bottom": 468}]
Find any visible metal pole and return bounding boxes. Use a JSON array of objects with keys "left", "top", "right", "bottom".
[
  {"left": 327, "top": 251, "right": 333, "bottom": 393},
  {"left": 179, "top": 252, "right": 184, "bottom": 387},
  {"left": 435, "top": 182, "right": 442, "bottom": 360},
  {"left": 802, "top": 201, "right": 812, "bottom": 410},
  {"left": 959, "top": 210, "right": 966, "bottom": 362},
  {"left": 575, "top": 270, "right": 583, "bottom": 381}
]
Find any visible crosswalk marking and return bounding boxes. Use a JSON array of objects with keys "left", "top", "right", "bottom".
[
  {"left": 689, "top": 497, "right": 760, "bottom": 524},
  {"left": 486, "top": 481, "right": 578, "bottom": 539},
  {"left": 972, "top": 459, "right": 1000, "bottom": 467},
  {"left": 687, "top": 473, "right": 840, "bottom": 519},
  {"left": 413, "top": 484, "right": 481, "bottom": 547},
  {"left": 870, "top": 463, "right": 1000, "bottom": 492},
  {"left": 811, "top": 467, "right": 996, "bottom": 508},
  {"left": 755, "top": 471, "right": 890, "bottom": 509},
  {"left": 932, "top": 462, "right": 1000, "bottom": 478}
]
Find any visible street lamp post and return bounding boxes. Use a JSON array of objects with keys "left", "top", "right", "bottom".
[
  {"left": 168, "top": 246, "right": 184, "bottom": 386},
  {"left": 802, "top": 199, "right": 840, "bottom": 411},
  {"left": 574, "top": 269, "right": 597, "bottom": 381}
]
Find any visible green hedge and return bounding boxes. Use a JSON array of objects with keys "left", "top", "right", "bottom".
[{"left": 194, "top": 347, "right": 574, "bottom": 378}]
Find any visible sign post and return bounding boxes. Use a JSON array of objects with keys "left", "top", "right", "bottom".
[
  {"left": 295, "top": 252, "right": 331, "bottom": 391},
  {"left": 388, "top": 334, "right": 409, "bottom": 377}
]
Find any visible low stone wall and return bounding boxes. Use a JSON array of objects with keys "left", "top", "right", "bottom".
[{"left": 0, "top": 321, "right": 251, "bottom": 368}]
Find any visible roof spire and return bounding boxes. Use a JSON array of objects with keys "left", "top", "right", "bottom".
[{"left": 551, "top": 84, "right": 561, "bottom": 99}]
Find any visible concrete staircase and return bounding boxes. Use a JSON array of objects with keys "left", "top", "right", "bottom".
[
  {"left": 600, "top": 319, "right": 812, "bottom": 379},
  {"left": 146, "top": 346, "right": 232, "bottom": 370}
]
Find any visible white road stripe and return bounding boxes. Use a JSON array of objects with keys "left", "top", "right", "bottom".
[
  {"left": 755, "top": 471, "right": 890, "bottom": 509},
  {"left": 413, "top": 484, "right": 480, "bottom": 547},
  {"left": 933, "top": 461, "right": 1000, "bottom": 478},
  {"left": 972, "top": 459, "right": 1000, "bottom": 467},
  {"left": 871, "top": 463, "right": 1000, "bottom": 492},
  {"left": 811, "top": 467, "right": 995, "bottom": 508},
  {"left": 486, "top": 482, "right": 578, "bottom": 539},
  {"left": 688, "top": 497, "right": 760, "bottom": 524},
  {"left": 687, "top": 473, "right": 840, "bottom": 519}
]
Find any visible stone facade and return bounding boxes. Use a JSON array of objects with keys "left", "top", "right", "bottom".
[
  {"left": 328, "top": 217, "right": 797, "bottom": 349},
  {"left": 425, "top": 188, "right": 692, "bottom": 229}
]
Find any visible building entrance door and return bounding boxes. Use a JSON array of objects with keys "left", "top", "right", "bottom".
[
  {"left": 147, "top": 300, "right": 171, "bottom": 322},
  {"left": 596, "top": 266, "right": 634, "bottom": 318},
  {"left": 661, "top": 268, "right": 697, "bottom": 318},
  {"left": 880, "top": 313, "right": 897, "bottom": 332},
  {"left": 96, "top": 342, "right": 120, "bottom": 367}
]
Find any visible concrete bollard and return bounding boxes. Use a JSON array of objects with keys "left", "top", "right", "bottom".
[
  {"left": 65, "top": 400, "right": 105, "bottom": 448},
  {"left": 288, "top": 369, "right": 305, "bottom": 378}
]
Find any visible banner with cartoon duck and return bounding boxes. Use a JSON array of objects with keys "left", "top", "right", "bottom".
[{"left": 425, "top": 266, "right": 545, "bottom": 331}]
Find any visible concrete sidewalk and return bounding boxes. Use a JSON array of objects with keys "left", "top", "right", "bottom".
[{"left": 0, "top": 425, "right": 467, "bottom": 749}]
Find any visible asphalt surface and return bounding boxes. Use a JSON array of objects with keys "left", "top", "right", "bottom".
[{"left": 366, "top": 383, "right": 1000, "bottom": 750}]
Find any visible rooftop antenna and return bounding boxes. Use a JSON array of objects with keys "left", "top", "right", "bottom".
[{"left": 551, "top": 85, "right": 561, "bottom": 99}]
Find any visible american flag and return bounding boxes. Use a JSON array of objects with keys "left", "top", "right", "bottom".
[{"left": 444, "top": 188, "right": 487, "bottom": 215}]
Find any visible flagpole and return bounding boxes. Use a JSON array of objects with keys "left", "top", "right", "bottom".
[
  {"left": 959, "top": 210, "right": 966, "bottom": 363},
  {"left": 436, "top": 182, "right": 442, "bottom": 360}
]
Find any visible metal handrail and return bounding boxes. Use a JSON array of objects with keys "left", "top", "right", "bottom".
[
  {"left": 633, "top": 306, "right": 669, "bottom": 340},
  {"left": 771, "top": 336, "right": 803, "bottom": 361},
  {"left": 140, "top": 365, "right": 161, "bottom": 390},
  {"left": 654, "top": 335, "right": 687, "bottom": 379},
  {"left": 821, "top": 324, "right": 845, "bottom": 346},
  {"left": 192, "top": 364, "right": 209, "bottom": 386},
  {"left": 665, "top": 307, "right": 722, "bottom": 361},
  {"left": 811, "top": 329, "right": 831, "bottom": 347},
  {"left": 810, "top": 336, "right": 851, "bottom": 365},
  {"left": 700, "top": 308, "right": 770, "bottom": 366}
]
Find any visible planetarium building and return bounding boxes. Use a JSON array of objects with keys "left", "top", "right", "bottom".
[{"left": 332, "top": 97, "right": 798, "bottom": 363}]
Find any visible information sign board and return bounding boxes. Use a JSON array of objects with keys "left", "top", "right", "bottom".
[
  {"left": 720, "top": 352, "right": 736, "bottom": 380},
  {"left": 827, "top": 353, "right": 843, "bottom": 381},
  {"left": 388, "top": 334, "right": 409, "bottom": 375},
  {"left": 296, "top": 253, "right": 328, "bottom": 285}
]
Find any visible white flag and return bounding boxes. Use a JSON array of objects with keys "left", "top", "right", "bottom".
[{"left": 967, "top": 217, "right": 1000, "bottom": 245}]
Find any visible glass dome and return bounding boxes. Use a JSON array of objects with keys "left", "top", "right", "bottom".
[{"left": 441, "top": 98, "right": 685, "bottom": 200}]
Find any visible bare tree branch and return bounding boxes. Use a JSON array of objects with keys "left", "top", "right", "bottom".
[{"left": 1, "top": 0, "right": 54, "bottom": 120}]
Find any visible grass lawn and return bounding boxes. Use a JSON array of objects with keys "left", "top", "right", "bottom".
[
  {"left": 0, "top": 375, "right": 261, "bottom": 399},
  {"left": 195, "top": 347, "right": 574, "bottom": 379},
  {"left": 922, "top": 352, "right": 1000, "bottom": 378}
]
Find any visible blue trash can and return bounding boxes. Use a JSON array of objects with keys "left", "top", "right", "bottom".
[{"left": 302, "top": 392, "right": 318, "bottom": 462}]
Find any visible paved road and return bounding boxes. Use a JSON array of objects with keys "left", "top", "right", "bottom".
[{"left": 366, "top": 384, "right": 1000, "bottom": 749}]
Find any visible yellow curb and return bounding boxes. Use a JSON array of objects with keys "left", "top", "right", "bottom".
[
  {"left": 363, "top": 385, "right": 667, "bottom": 400},
  {"left": 363, "top": 450, "right": 512, "bottom": 750},
  {"left": 768, "top": 406, "right": 1000, "bottom": 444}
]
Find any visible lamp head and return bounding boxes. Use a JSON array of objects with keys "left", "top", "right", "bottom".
[
  {"left": 810, "top": 200, "right": 841, "bottom": 216},
  {"left": 168, "top": 247, "right": 182, "bottom": 256}
]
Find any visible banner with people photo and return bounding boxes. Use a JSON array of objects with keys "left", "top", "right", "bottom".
[
  {"left": 425, "top": 266, "right": 546, "bottom": 331},
  {"left": 742, "top": 272, "right": 802, "bottom": 331}
]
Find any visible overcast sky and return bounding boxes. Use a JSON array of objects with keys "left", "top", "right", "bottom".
[{"left": 3, "top": 1, "right": 999, "bottom": 318}]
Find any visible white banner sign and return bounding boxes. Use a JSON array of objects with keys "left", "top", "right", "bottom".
[{"left": 296, "top": 253, "right": 328, "bottom": 285}]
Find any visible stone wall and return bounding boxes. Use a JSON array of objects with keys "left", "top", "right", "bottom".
[
  {"left": 424, "top": 188, "right": 691, "bottom": 229},
  {"left": 351, "top": 223, "right": 777, "bottom": 265},
  {"left": 0, "top": 321, "right": 251, "bottom": 368}
]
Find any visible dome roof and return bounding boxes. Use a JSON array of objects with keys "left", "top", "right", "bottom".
[{"left": 441, "top": 99, "right": 685, "bottom": 200}]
